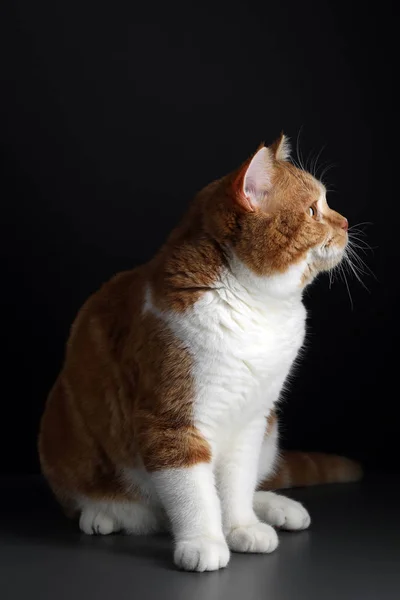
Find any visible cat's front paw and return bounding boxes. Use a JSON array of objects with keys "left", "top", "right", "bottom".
[
  {"left": 226, "top": 522, "right": 279, "bottom": 553},
  {"left": 254, "top": 492, "right": 311, "bottom": 531},
  {"left": 174, "top": 537, "right": 230, "bottom": 572}
]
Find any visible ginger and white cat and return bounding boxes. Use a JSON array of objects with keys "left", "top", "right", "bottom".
[{"left": 39, "top": 135, "right": 361, "bottom": 572}]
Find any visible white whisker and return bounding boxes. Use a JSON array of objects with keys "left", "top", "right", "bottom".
[
  {"left": 339, "top": 261, "right": 354, "bottom": 310},
  {"left": 295, "top": 127, "right": 306, "bottom": 172},
  {"left": 347, "top": 241, "right": 376, "bottom": 279},
  {"left": 311, "top": 144, "right": 326, "bottom": 179},
  {"left": 349, "top": 221, "right": 373, "bottom": 229},
  {"left": 344, "top": 249, "right": 371, "bottom": 291},
  {"left": 318, "top": 162, "right": 336, "bottom": 184}
]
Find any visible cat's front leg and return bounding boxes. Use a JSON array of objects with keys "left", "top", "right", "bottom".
[
  {"left": 254, "top": 415, "right": 311, "bottom": 531},
  {"left": 216, "top": 417, "right": 279, "bottom": 554},
  {"left": 150, "top": 462, "right": 229, "bottom": 572}
]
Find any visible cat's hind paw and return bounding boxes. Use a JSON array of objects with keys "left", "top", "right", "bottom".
[{"left": 79, "top": 507, "right": 119, "bottom": 535}]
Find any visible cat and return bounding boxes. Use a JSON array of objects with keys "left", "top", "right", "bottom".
[{"left": 39, "top": 134, "right": 361, "bottom": 572}]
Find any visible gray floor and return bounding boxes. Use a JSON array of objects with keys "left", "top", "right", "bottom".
[{"left": 1, "top": 475, "right": 399, "bottom": 600}]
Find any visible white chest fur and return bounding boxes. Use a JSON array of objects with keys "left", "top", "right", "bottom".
[
  {"left": 182, "top": 286, "right": 305, "bottom": 434},
  {"left": 145, "top": 260, "right": 307, "bottom": 450}
]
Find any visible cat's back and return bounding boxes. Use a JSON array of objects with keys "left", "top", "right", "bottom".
[
  {"left": 66, "top": 266, "right": 147, "bottom": 360},
  {"left": 42, "top": 265, "right": 148, "bottom": 437}
]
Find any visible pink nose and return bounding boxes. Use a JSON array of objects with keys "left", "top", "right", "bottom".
[{"left": 341, "top": 218, "right": 348, "bottom": 231}]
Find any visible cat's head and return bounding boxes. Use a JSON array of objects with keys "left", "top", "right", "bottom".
[{"left": 203, "top": 134, "right": 348, "bottom": 295}]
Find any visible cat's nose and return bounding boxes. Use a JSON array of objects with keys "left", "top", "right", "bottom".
[{"left": 341, "top": 218, "right": 348, "bottom": 231}]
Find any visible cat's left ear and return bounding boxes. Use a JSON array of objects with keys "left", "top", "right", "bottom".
[
  {"left": 234, "top": 145, "right": 274, "bottom": 212},
  {"left": 270, "top": 133, "right": 291, "bottom": 161}
]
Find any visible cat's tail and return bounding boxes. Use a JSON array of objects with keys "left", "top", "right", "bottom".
[{"left": 259, "top": 451, "right": 363, "bottom": 491}]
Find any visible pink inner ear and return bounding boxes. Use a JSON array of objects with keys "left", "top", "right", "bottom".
[{"left": 243, "top": 147, "right": 272, "bottom": 209}]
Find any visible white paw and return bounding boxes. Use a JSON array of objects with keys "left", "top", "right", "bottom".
[
  {"left": 79, "top": 508, "right": 118, "bottom": 535},
  {"left": 174, "top": 537, "right": 230, "bottom": 572},
  {"left": 226, "top": 522, "right": 279, "bottom": 553},
  {"left": 254, "top": 491, "right": 311, "bottom": 531}
]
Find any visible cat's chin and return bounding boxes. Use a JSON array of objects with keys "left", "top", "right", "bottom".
[
  {"left": 323, "top": 255, "right": 346, "bottom": 272},
  {"left": 312, "top": 245, "right": 347, "bottom": 273},
  {"left": 301, "top": 248, "right": 346, "bottom": 287}
]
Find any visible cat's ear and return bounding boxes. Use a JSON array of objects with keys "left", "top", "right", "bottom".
[
  {"left": 270, "top": 132, "right": 291, "bottom": 161},
  {"left": 234, "top": 145, "right": 274, "bottom": 212}
]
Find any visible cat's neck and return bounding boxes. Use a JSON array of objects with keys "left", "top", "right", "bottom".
[
  {"left": 223, "top": 252, "right": 306, "bottom": 305},
  {"left": 147, "top": 214, "right": 225, "bottom": 312},
  {"left": 147, "top": 214, "right": 304, "bottom": 313}
]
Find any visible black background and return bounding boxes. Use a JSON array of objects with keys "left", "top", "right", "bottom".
[{"left": 1, "top": 1, "right": 396, "bottom": 475}]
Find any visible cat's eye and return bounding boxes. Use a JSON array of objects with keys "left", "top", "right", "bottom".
[{"left": 308, "top": 206, "right": 315, "bottom": 217}]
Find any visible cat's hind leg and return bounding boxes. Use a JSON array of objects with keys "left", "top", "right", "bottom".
[
  {"left": 77, "top": 464, "right": 169, "bottom": 535},
  {"left": 79, "top": 498, "right": 167, "bottom": 535}
]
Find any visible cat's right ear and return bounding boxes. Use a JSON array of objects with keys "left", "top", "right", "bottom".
[{"left": 233, "top": 145, "right": 274, "bottom": 212}]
